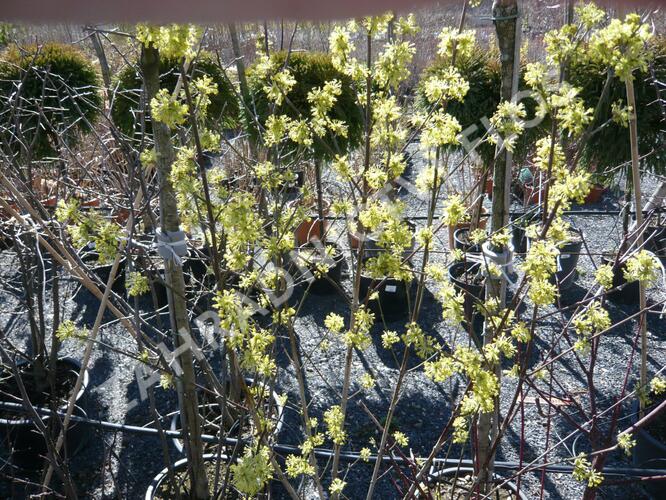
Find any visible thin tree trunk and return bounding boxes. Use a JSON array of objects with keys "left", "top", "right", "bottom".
[
  {"left": 89, "top": 28, "right": 111, "bottom": 91},
  {"left": 626, "top": 78, "right": 647, "bottom": 417},
  {"left": 141, "top": 45, "right": 209, "bottom": 499},
  {"left": 478, "top": 0, "right": 520, "bottom": 494}
]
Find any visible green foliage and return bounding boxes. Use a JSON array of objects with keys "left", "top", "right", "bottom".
[
  {"left": 569, "top": 37, "right": 666, "bottom": 176},
  {"left": 111, "top": 51, "right": 239, "bottom": 138},
  {"left": 248, "top": 51, "right": 363, "bottom": 160},
  {"left": 0, "top": 24, "right": 12, "bottom": 47},
  {"left": 0, "top": 42, "right": 102, "bottom": 159},
  {"left": 417, "top": 45, "right": 544, "bottom": 165}
]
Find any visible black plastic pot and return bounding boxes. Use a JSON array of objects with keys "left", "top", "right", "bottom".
[
  {"left": 510, "top": 211, "right": 540, "bottom": 255},
  {"left": 453, "top": 228, "right": 482, "bottom": 254},
  {"left": 632, "top": 400, "right": 666, "bottom": 499},
  {"left": 0, "top": 221, "right": 14, "bottom": 250},
  {"left": 80, "top": 246, "right": 126, "bottom": 292},
  {"left": 352, "top": 220, "right": 416, "bottom": 262},
  {"left": 448, "top": 261, "right": 485, "bottom": 344},
  {"left": 527, "top": 231, "right": 583, "bottom": 290},
  {"left": 645, "top": 226, "right": 666, "bottom": 258},
  {"left": 183, "top": 246, "right": 212, "bottom": 284},
  {"left": 553, "top": 235, "right": 583, "bottom": 290},
  {"left": 423, "top": 467, "right": 528, "bottom": 500},
  {"left": 146, "top": 267, "right": 169, "bottom": 309},
  {"left": 146, "top": 453, "right": 248, "bottom": 500},
  {"left": 296, "top": 242, "right": 344, "bottom": 295},
  {"left": 169, "top": 379, "right": 285, "bottom": 455},
  {"left": 0, "top": 358, "right": 89, "bottom": 470},
  {"left": 359, "top": 271, "right": 414, "bottom": 319},
  {"left": 601, "top": 254, "right": 640, "bottom": 305}
]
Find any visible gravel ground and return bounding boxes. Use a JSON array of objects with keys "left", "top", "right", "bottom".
[{"left": 1, "top": 148, "right": 665, "bottom": 499}]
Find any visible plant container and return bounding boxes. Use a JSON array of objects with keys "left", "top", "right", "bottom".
[
  {"left": 527, "top": 229, "right": 584, "bottom": 290},
  {"left": 584, "top": 184, "right": 605, "bottom": 204},
  {"left": 601, "top": 253, "right": 640, "bottom": 305},
  {"left": 359, "top": 269, "right": 414, "bottom": 320},
  {"left": 296, "top": 241, "right": 344, "bottom": 295},
  {"left": 0, "top": 357, "right": 89, "bottom": 470},
  {"left": 553, "top": 232, "right": 583, "bottom": 290},
  {"left": 169, "top": 378, "right": 285, "bottom": 455},
  {"left": 290, "top": 199, "right": 330, "bottom": 246},
  {"left": 146, "top": 453, "right": 255, "bottom": 500},
  {"left": 421, "top": 466, "right": 528, "bottom": 500},
  {"left": 645, "top": 225, "right": 666, "bottom": 259},
  {"left": 79, "top": 244, "right": 126, "bottom": 293},
  {"left": 448, "top": 261, "right": 485, "bottom": 344},
  {"left": 632, "top": 399, "right": 666, "bottom": 499},
  {"left": 350, "top": 220, "right": 416, "bottom": 262},
  {"left": 453, "top": 227, "right": 482, "bottom": 254}
]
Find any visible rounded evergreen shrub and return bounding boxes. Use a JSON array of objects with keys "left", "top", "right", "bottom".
[
  {"left": 0, "top": 43, "right": 102, "bottom": 159},
  {"left": 568, "top": 37, "right": 666, "bottom": 176},
  {"left": 247, "top": 51, "right": 364, "bottom": 160},
  {"left": 417, "top": 45, "right": 544, "bottom": 166},
  {"left": 111, "top": 52, "right": 239, "bottom": 139}
]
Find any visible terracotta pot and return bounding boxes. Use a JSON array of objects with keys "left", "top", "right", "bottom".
[
  {"left": 41, "top": 196, "right": 58, "bottom": 208},
  {"left": 484, "top": 178, "right": 493, "bottom": 198},
  {"left": 79, "top": 197, "right": 101, "bottom": 208},
  {"left": 290, "top": 199, "right": 330, "bottom": 246},
  {"left": 523, "top": 183, "right": 543, "bottom": 205},
  {"left": 584, "top": 184, "right": 605, "bottom": 204},
  {"left": 295, "top": 217, "right": 328, "bottom": 246},
  {"left": 113, "top": 207, "right": 131, "bottom": 224},
  {"left": 447, "top": 208, "right": 487, "bottom": 247}
]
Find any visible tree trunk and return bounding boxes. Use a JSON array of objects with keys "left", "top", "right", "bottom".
[
  {"left": 141, "top": 45, "right": 209, "bottom": 500},
  {"left": 626, "top": 78, "right": 648, "bottom": 417},
  {"left": 477, "top": 0, "right": 520, "bottom": 494},
  {"left": 89, "top": 29, "right": 111, "bottom": 92}
]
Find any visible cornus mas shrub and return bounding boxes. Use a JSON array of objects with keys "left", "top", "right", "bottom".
[{"left": 1, "top": 3, "right": 665, "bottom": 500}]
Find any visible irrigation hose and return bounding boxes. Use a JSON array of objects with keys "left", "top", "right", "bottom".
[{"left": 1, "top": 401, "right": 664, "bottom": 479}]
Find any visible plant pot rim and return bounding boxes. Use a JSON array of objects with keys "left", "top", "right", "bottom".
[
  {"left": 297, "top": 241, "right": 344, "bottom": 264},
  {"left": 0, "top": 357, "right": 89, "bottom": 426},
  {"left": 287, "top": 197, "right": 330, "bottom": 212},
  {"left": 145, "top": 452, "right": 232, "bottom": 500},
  {"left": 169, "top": 377, "right": 285, "bottom": 455},
  {"left": 631, "top": 399, "right": 666, "bottom": 454},
  {"left": 424, "top": 466, "right": 528, "bottom": 500}
]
